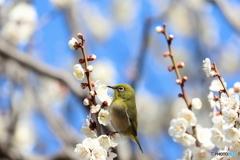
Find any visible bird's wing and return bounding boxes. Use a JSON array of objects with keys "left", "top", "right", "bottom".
[{"left": 125, "top": 103, "right": 138, "bottom": 136}]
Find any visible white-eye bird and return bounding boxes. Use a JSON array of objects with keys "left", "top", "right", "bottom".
[{"left": 107, "top": 83, "right": 143, "bottom": 153}]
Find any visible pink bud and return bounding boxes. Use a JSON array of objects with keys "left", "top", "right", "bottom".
[
  {"left": 176, "top": 79, "right": 182, "bottom": 84},
  {"left": 234, "top": 82, "right": 240, "bottom": 93},
  {"left": 79, "top": 58, "right": 85, "bottom": 64},
  {"left": 77, "top": 33, "right": 83, "bottom": 39},
  {"left": 89, "top": 91, "right": 95, "bottom": 96},
  {"left": 163, "top": 51, "right": 171, "bottom": 57},
  {"left": 177, "top": 62, "right": 185, "bottom": 68},
  {"left": 168, "top": 66, "right": 175, "bottom": 71},
  {"left": 182, "top": 76, "right": 188, "bottom": 82},
  {"left": 87, "top": 54, "right": 97, "bottom": 61},
  {"left": 169, "top": 34, "right": 174, "bottom": 40},
  {"left": 156, "top": 26, "right": 164, "bottom": 34},
  {"left": 83, "top": 98, "right": 91, "bottom": 106}
]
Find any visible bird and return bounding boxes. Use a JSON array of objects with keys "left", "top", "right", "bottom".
[{"left": 107, "top": 83, "right": 143, "bottom": 153}]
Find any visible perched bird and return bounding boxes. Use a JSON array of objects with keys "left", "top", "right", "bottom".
[{"left": 107, "top": 83, "right": 143, "bottom": 153}]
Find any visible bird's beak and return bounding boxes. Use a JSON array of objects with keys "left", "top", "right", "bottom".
[{"left": 107, "top": 86, "right": 116, "bottom": 89}]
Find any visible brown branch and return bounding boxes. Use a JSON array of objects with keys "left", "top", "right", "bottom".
[{"left": 0, "top": 37, "right": 84, "bottom": 98}]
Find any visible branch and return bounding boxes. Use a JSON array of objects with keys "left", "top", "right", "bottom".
[{"left": 0, "top": 37, "right": 84, "bottom": 98}]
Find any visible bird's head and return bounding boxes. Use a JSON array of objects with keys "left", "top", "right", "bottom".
[{"left": 107, "top": 83, "right": 135, "bottom": 100}]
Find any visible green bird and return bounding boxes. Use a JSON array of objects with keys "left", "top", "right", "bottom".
[{"left": 107, "top": 83, "right": 143, "bottom": 153}]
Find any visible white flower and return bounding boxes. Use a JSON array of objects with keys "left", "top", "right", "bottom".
[
  {"left": 98, "top": 110, "right": 111, "bottom": 126},
  {"left": 73, "top": 64, "right": 85, "bottom": 80},
  {"left": 156, "top": 26, "right": 163, "bottom": 33},
  {"left": 173, "top": 133, "right": 196, "bottom": 146},
  {"left": 168, "top": 118, "right": 188, "bottom": 138},
  {"left": 196, "top": 125, "right": 214, "bottom": 150},
  {"left": 68, "top": 38, "right": 79, "bottom": 50},
  {"left": 97, "top": 135, "right": 111, "bottom": 150},
  {"left": 87, "top": 65, "right": 94, "bottom": 72},
  {"left": 90, "top": 104, "right": 101, "bottom": 114},
  {"left": 208, "top": 92, "right": 220, "bottom": 109},
  {"left": 220, "top": 93, "right": 239, "bottom": 112},
  {"left": 232, "top": 140, "right": 240, "bottom": 152},
  {"left": 191, "top": 98, "right": 202, "bottom": 110},
  {"left": 225, "top": 128, "right": 240, "bottom": 142},
  {"left": 192, "top": 147, "right": 211, "bottom": 160},
  {"left": 209, "top": 79, "right": 227, "bottom": 92},
  {"left": 178, "top": 108, "right": 197, "bottom": 126},
  {"left": 210, "top": 128, "right": 225, "bottom": 149},
  {"left": 222, "top": 109, "right": 238, "bottom": 128},
  {"left": 91, "top": 146, "right": 107, "bottom": 160},
  {"left": 212, "top": 115, "right": 225, "bottom": 131},
  {"left": 95, "top": 80, "right": 112, "bottom": 105},
  {"left": 81, "top": 127, "right": 97, "bottom": 138},
  {"left": 203, "top": 58, "right": 212, "bottom": 77},
  {"left": 82, "top": 138, "right": 100, "bottom": 150},
  {"left": 74, "top": 143, "right": 91, "bottom": 160},
  {"left": 234, "top": 82, "right": 240, "bottom": 93}
]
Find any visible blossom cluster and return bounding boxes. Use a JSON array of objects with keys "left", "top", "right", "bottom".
[{"left": 68, "top": 35, "right": 117, "bottom": 160}]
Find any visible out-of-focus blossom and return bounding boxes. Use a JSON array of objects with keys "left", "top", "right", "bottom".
[
  {"left": 196, "top": 125, "right": 214, "bottom": 150},
  {"left": 98, "top": 109, "right": 111, "bottom": 126},
  {"left": 208, "top": 92, "right": 220, "bottom": 109},
  {"left": 212, "top": 115, "right": 225, "bottom": 131},
  {"left": 202, "top": 58, "right": 212, "bottom": 77},
  {"left": 95, "top": 80, "right": 112, "bottom": 105},
  {"left": 225, "top": 128, "right": 240, "bottom": 142},
  {"left": 51, "top": 0, "right": 77, "bottom": 8},
  {"left": 210, "top": 128, "right": 225, "bottom": 149},
  {"left": 173, "top": 133, "right": 196, "bottom": 146},
  {"left": 234, "top": 82, "right": 240, "bottom": 93},
  {"left": 1, "top": 2, "right": 37, "bottom": 44},
  {"left": 90, "top": 104, "right": 101, "bottom": 114},
  {"left": 73, "top": 64, "right": 85, "bottom": 81},
  {"left": 191, "top": 98, "right": 202, "bottom": 110},
  {"left": 178, "top": 108, "right": 197, "bottom": 127},
  {"left": 192, "top": 147, "right": 211, "bottom": 160},
  {"left": 168, "top": 118, "right": 188, "bottom": 138},
  {"left": 222, "top": 109, "right": 238, "bottom": 128},
  {"left": 220, "top": 93, "right": 239, "bottom": 112},
  {"left": 209, "top": 79, "right": 226, "bottom": 92}
]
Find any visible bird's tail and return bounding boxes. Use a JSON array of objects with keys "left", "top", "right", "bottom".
[{"left": 131, "top": 136, "right": 143, "bottom": 153}]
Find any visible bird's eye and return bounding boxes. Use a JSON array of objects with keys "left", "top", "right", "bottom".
[{"left": 118, "top": 87, "right": 124, "bottom": 92}]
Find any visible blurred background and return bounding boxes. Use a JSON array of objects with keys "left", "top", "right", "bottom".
[{"left": 0, "top": 0, "right": 240, "bottom": 159}]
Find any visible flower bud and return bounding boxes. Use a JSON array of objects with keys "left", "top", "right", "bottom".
[
  {"left": 156, "top": 26, "right": 164, "bottom": 33},
  {"left": 182, "top": 76, "right": 188, "bottom": 82},
  {"left": 83, "top": 98, "right": 91, "bottom": 106},
  {"left": 177, "top": 62, "right": 185, "bottom": 68},
  {"left": 87, "top": 54, "right": 97, "bottom": 61},
  {"left": 79, "top": 58, "right": 85, "bottom": 64},
  {"left": 89, "top": 91, "right": 95, "bottom": 96},
  {"left": 77, "top": 33, "right": 83, "bottom": 39},
  {"left": 87, "top": 65, "right": 93, "bottom": 72},
  {"left": 81, "top": 83, "right": 88, "bottom": 89},
  {"left": 191, "top": 98, "right": 202, "bottom": 110},
  {"left": 68, "top": 38, "right": 80, "bottom": 50},
  {"left": 168, "top": 66, "right": 175, "bottom": 71},
  {"left": 163, "top": 51, "right": 171, "bottom": 57},
  {"left": 234, "top": 82, "right": 240, "bottom": 93},
  {"left": 169, "top": 34, "right": 174, "bottom": 40},
  {"left": 176, "top": 79, "right": 182, "bottom": 84}
]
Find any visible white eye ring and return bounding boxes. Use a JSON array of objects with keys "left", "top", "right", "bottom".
[{"left": 118, "top": 87, "right": 124, "bottom": 92}]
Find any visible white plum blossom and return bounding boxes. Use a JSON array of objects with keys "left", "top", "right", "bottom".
[
  {"left": 168, "top": 118, "right": 188, "bottom": 138},
  {"left": 192, "top": 147, "right": 211, "bottom": 160},
  {"left": 173, "top": 133, "right": 196, "bottom": 146},
  {"left": 82, "top": 138, "right": 100, "bottom": 150},
  {"left": 90, "top": 104, "right": 101, "bottom": 114},
  {"left": 92, "top": 146, "right": 107, "bottom": 160},
  {"left": 73, "top": 64, "right": 85, "bottom": 80},
  {"left": 97, "top": 135, "right": 118, "bottom": 150},
  {"left": 68, "top": 38, "right": 79, "bottom": 50},
  {"left": 209, "top": 79, "right": 226, "bottom": 92},
  {"left": 208, "top": 92, "right": 220, "bottom": 109},
  {"left": 179, "top": 148, "right": 192, "bottom": 160},
  {"left": 222, "top": 109, "right": 238, "bottom": 128},
  {"left": 203, "top": 58, "right": 213, "bottom": 77},
  {"left": 178, "top": 108, "right": 197, "bottom": 126},
  {"left": 225, "top": 128, "right": 240, "bottom": 142},
  {"left": 220, "top": 93, "right": 239, "bottom": 112},
  {"left": 95, "top": 80, "right": 112, "bottom": 105},
  {"left": 98, "top": 110, "right": 111, "bottom": 126},
  {"left": 74, "top": 143, "right": 91, "bottom": 160},
  {"left": 212, "top": 115, "right": 226, "bottom": 131},
  {"left": 81, "top": 117, "right": 97, "bottom": 138},
  {"left": 196, "top": 125, "right": 214, "bottom": 150},
  {"left": 210, "top": 128, "right": 225, "bottom": 149},
  {"left": 191, "top": 98, "right": 202, "bottom": 110}
]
